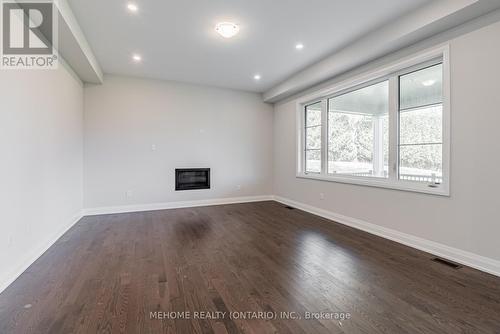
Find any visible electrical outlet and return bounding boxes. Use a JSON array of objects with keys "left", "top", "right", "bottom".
[
  {"left": 236, "top": 185, "right": 242, "bottom": 190},
  {"left": 151, "top": 144, "right": 157, "bottom": 151},
  {"left": 320, "top": 193, "right": 325, "bottom": 200},
  {"left": 126, "top": 190, "right": 134, "bottom": 198}
]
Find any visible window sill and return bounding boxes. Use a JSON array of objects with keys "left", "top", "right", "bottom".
[{"left": 296, "top": 173, "right": 450, "bottom": 196}]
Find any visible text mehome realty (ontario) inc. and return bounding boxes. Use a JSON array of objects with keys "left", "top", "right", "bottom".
[{"left": 150, "top": 311, "right": 352, "bottom": 321}]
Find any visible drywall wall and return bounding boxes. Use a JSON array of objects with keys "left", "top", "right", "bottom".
[
  {"left": 0, "top": 62, "right": 84, "bottom": 292},
  {"left": 273, "top": 21, "right": 500, "bottom": 267},
  {"left": 84, "top": 76, "right": 273, "bottom": 210}
]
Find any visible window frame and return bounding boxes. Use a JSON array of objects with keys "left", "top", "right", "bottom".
[{"left": 296, "top": 45, "right": 450, "bottom": 196}]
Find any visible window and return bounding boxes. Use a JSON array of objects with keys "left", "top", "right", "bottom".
[
  {"left": 297, "top": 46, "right": 449, "bottom": 195},
  {"left": 328, "top": 80, "right": 389, "bottom": 178},
  {"left": 305, "top": 102, "right": 322, "bottom": 173},
  {"left": 399, "top": 64, "right": 443, "bottom": 184}
]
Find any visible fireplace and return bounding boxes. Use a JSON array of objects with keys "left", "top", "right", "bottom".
[{"left": 175, "top": 168, "right": 210, "bottom": 191}]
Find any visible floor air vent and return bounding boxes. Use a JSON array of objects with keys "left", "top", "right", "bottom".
[{"left": 432, "top": 257, "right": 462, "bottom": 269}]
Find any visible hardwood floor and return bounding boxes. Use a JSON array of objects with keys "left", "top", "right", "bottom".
[{"left": 1, "top": 201, "right": 500, "bottom": 333}]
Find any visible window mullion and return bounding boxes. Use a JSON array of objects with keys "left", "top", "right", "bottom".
[
  {"left": 388, "top": 76, "right": 399, "bottom": 182},
  {"left": 320, "top": 99, "right": 328, "bottom": 175}
]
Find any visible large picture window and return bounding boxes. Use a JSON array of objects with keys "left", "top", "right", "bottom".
[{"left": 297, "top": 47, "right": 450, "bottom": 195}]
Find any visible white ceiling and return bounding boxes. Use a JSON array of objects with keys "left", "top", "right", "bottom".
[{"left": 67, "top": 0, "right": 433, "bottom": 93}]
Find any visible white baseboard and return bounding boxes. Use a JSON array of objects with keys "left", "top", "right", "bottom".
[
  {"left": 273, "top": 195, "right": 500, "bottom": 277},
  {"left": 82, "top": 195, "right": 274, "bottom": 216},
  {"left": 0, "top": 211, "right": 84, "bottom": 294}
]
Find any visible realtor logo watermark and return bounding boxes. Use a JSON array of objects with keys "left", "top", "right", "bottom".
[{"left": 1, "top": 0, "right": 58, "bottom": 69}]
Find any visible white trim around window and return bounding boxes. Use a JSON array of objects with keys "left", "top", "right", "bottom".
[{"left": 296, "top": 45, "right": 450, "bottom": 196}]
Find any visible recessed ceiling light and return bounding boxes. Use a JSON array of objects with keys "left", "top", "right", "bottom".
[
  {"left": 254, "top": 74, "right": 261, "bottom": 80},
  {"left": 295, "top": 43, "right": 304, "bottom": 50},
  {"left": 132, "top": 54, "right": 142, "bottom": 62},
  {"left": 127, "top": 3, "right": 138, "bottom": 12},
  {"left": 215, "top": 22, "right": 240, "bottom": 38},
  {"left": 422, "top": 79, "right": 436, "bottom": 86}
]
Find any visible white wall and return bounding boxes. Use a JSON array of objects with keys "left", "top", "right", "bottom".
[
  {"left": 84, "top": 76, "right": 273, "bottom": 210},
  {"left": 0, "top": 63, "right": 84, "bottom": 291},
  {"left": 273, "top": 21, "right": 500, "bottom": 265}
]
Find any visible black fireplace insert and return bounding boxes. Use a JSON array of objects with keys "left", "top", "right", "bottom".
[{"left": 175, "top": 168, "right": 210, "bottom": 191}]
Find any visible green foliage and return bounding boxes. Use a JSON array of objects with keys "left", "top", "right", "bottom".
[
  {"left": 399, "top": 106, "right": 442, "bottom": 172},
  {"left": 328, "top": 113, "right": 374, "bottom": 163}
]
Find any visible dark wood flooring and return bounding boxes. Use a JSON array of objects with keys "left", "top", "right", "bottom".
[{"left": 1, "top": 201, "right": 500, "bottom": 333}]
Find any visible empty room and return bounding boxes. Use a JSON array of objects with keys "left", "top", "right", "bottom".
[{"left": 2, "top": 0, "right": 500, "bottom": 333}]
